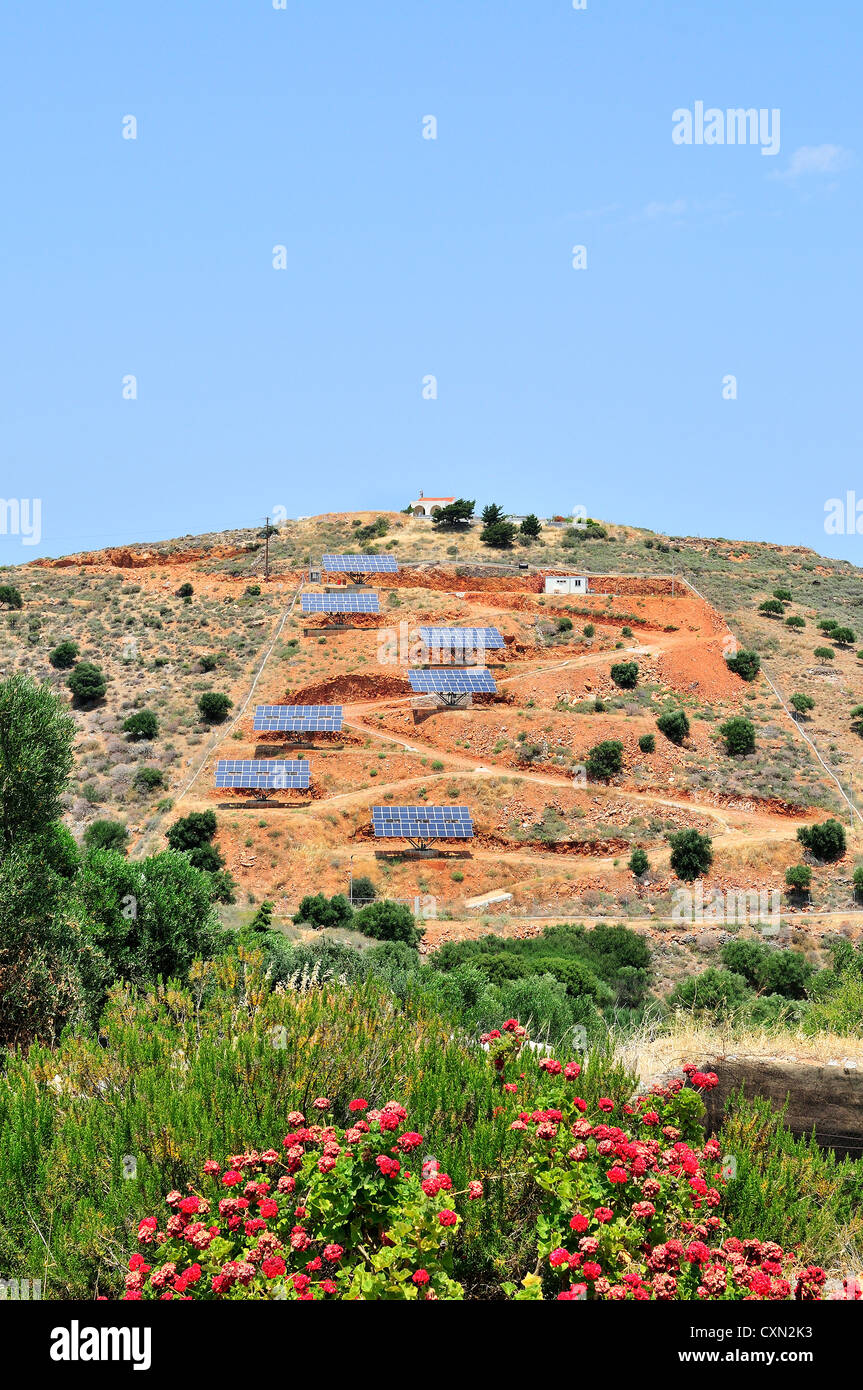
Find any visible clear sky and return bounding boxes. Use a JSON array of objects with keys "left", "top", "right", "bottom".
[{"left": 1, "top": 0, "right": 860, "bottom": 561}]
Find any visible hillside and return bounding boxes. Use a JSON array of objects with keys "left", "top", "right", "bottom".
[{"left": 2, "top": 509, "right": 862, "bottom": 955}]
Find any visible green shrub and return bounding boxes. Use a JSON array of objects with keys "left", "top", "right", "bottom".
[
  {"left": 725, "top": 649, "right": 760, "bottom": 682},
  {"left": 610, "top": 661, "right": 638, "bottom": 689},
  {"left": 122, "top": 709, "right": 159, "bottom": 740},
  {"left": 353, "top": 901, "right": 420, "bottom": 946},
  {"left": 797, "top": 818, "right": 846, "bottom": 863},
  {"left": 585, "top": 739, "right": 624, "bottom": 781},
  {"left": 198, "top": 691, "right": 232, "bottom": 722},
  {"left": 656, "top": 708, "right": 689, "bottom": 744},
  {"left": 638, "top": 733, "right": 655, "bottom": 753},
  {"left": 67, "top": 662, "right": 107, "bottom": 704},
  {"left": 717, "top": 716, "right": 756, "bottom": 755},
  {"left": 668, "top": 828, "right": 713, "bottom": 881},
  {"left": 82, "top": 820, "right": 129, "bottom": 855},
  {"left": 49, "top": 640, "right": 80, "bottom": 670}
]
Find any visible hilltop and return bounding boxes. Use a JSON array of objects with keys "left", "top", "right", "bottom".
[{"left": 2, "top": 508, "right": 862, "bottom": 964}]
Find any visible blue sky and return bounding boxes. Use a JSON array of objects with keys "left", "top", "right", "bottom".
[{"left": 1, "top": 0, "right": 860, "bottom": 561}]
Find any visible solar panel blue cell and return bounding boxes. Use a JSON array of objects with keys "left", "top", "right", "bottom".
[
  {"left": 215, "top": 758, "right": 310, "bottom": 790},
  {"left": 322, "top": 554, "right": 398, "bottom": 572},
  {"left": 370, "top": 804, "right": 473, "bottom": 839},
  {"left": 253, "top": 704, "right": 343, "bottom": 731},
  {"left": 418, "top": 626, "right": 504, "bottom": 650},
  {"left": 301, "top": 593, "right": 380, "bottom": 613},
  {"left": 408, "top": 668, "right": 497, "bottom": 694}
]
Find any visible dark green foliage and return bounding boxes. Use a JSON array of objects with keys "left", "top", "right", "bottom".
[
  {"left": 134, "top": 766, "right": 165, "bottom": 792},
  {"left": 350, "top": 874, "right": 377, "bottom": 904},
  {"left": 656, "top": 708, "right": 689, "bottom": 744},
  {"left": 247, "top": 900, "right": 275, "bottom": 932},
  {"left": 833, "top": 626, "right": 856, "bottom": 646},
  {"left": 638, "top": 733, "right": 655, "bottom": 753},
  {"left": 585, "top": 739, "right": 623, "bottom": 781},
  {"left": 610, "top": 661, "right": 638, "bottom": 689},
  {"left": 67, "top": 662, "right": 107, "bottom": 704},
  {"left": 481, "top": 520, "right": 518, "bottom": 549},
  {"left": 785, "top": 864, "right": 812, "bottom": 893},
  {"left": 83, "top": 820, "right": 129, "bottom": 855},
  {"left": 813, "top": 646, "right": 835, "bottom": 662},
  {"left": 293, "top": 892, "right": 355, "bottom": 929},
  {"left": 668, "top": 828, "right": 713, "bottom": 881},
  {"left": 0, "top": 674, "right": 75, "bottom": 854},
  {"left": 0, "top": 585, "right": 23, "bottom": 610},
  {"left": 797, "top": 818, "right": 846, "bottom": 863},
  {"left": 122, "top": 709, "right": 158, "bottom": 740},
  {"left": 431, "top": 499, "right": 475, "bottom": 527},
  {"left": 628, "top": 848, "right": 649, "bottom": 878},
  {"left": 520, "top": 514, "right": 542, "bottom": 539},
  {"left": 176, "top": 583, "right": 194, "bottom": 598},
  {"left": 49, "top": 640, "right": 80, "bottom": 669},
  {"left": 725, "top": 648, "right": 760, "bottom": 681},
  {"left": 790, "top": 692, "right": 814, "bottom": 716},
  {"left": 198, "top": 691, "right": 232, "bottom": 722},
  {"left": 773, "top": 588, "right": 792, "bottom": 602},
  {"left": 785, "top": 615, "right": 805, "bottom": 629},
  {"left": 481, "top": 503, "right": 505, "bottom": 525},
  {"left": 353, "top": 900, "right": 420, "bottom": 946},
  {"left": 668, "top": 967, "right": 749, "bottom": 1015},
  {"left": 199, "top": 654, "right": 220, "bottom": 672},
  {"left": 167, "top": 810, "right": 217, "bottom": 853},
  {"left": 245, "top": 585, "right": 261, "bottom": 597},
  {"left": 718, "top": 716, "right": 756, "bottom": 755},
  {"left": 759, "top": 599, "right": 784, "bottom": 617},
  {"left": 76, "top": 849, "right": 221, "bottom": 990}
]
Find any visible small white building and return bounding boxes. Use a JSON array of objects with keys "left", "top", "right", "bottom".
[
  {"left": 544, "top": 575, "right": 588, "bottom": 596},
  {"left": 410, "top": 491, "right": 456, "bottom": 517}
]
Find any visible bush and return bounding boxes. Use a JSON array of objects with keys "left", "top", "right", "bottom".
[
  {"left": 350, "top": 875, "right": 377, "bottom": 904},
  {"left": 293, "top": 893, "right": 354, "bottom": 930},
  {"left": 668, "top": 967, "right": 749, "bottom": 1015},
  {"left": 638, "top": 733, "right": 655, "bottom": 753},
  {"left": 656, "top": 708, "right": 689, "bottom": 745},
  {"left": 353, "top": 901, "right": 421, "bottom": 946},
  {"left": 199, "top": 654, "right": 220, "bottom": 672},
  {"left": 198, "top": 691, "right": 233, "bottom": 723},
  {"left": 67, "top": 662, "right": 107, "bottom": 704},
  {"left": 520, "top": 514, "right": 542, "bottom": 539},
  {"left": 854, "top": 866, "right": 863, "bottom": 898},
  {"left": 668, "top": 828, "right": 713, "bottom": 881},
  {"left": 785, "top": 864, "right": 812, "bottom": 893},
  {"left": 813, "top": 647, "right": 835, "bottom": 662},
  {"left": 610, "top": 661, "right": 638, "bottom": 689},
  {"left": 725, "top": 649, "right": 760, "bottom": 682},
  {"left": 718, "top": 716, "right": 755, "bottom": 756},
  {"left": 773, "top": 588, "right": 792, "bottom": 602},
  {"left": 49, "top": 640, "right": 80, "bottom": 669},
  {"left": 481, "top": 520, "right": 517, "bottom": 549},
  {"left": 797, "top": 819, "right": 846, "bottom": 863},
  {"left": 759, "top": 599, "right": 784, "bottom": 617},
  {"left": 583, "top": 623, "right": 595, "bottom": 638},
  {"left": 628, "top": 848, "right": 649, "bottom": 878},
  {"left": 82, "top": 820, "right": 129, "bottom": 855},
  {"left": 134, "top": 766, "right": 165, "bottom": 792},
  {"left": 177, "top": 583, "right": 194, "bottom": 598},
  {"left": 556, "top": 617, "right": 573, "bottom": 632},
  {"left": 790, "top": 693, "right": 814, "bottom": 716},
  {"left": 833, "top": 626, "right": 855, "bottom": 646},
  {"left": 0, "top": 584, "right": 23, "bottom": 610},
  {"left": 122, "top": 709, "right": 159, "bottom": 740},
  {"left": 585, "top": 740, "right": 623, "bottom": 782},
  {"left": 785, "top": 615, "right": 805, "bottom": 629}
]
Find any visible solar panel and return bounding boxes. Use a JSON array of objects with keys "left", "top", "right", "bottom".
[
  {"left": 322, "top": 554, "right": 398, "bottom": 572},
  {"left": 419, "top": 626, "right": 504, "bottom": 650},
  {"left": 215, "top": 759, "right": 310, "bottom": 790},
  {"left": 301, "top": 593, "right": 380, "bottom": 614},
  {"left": 253, "top": 704, "right": 343, "bottom": 732},
  {"left": 409, "top": 668, "right": 497, "bottom": 695},
  {"left": 371, "top": 805, "right": 474, "bottom": 840}
]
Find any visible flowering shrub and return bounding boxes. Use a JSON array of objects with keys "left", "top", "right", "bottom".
[
  {"left": 487, "top": 1040, "right": 853, "bottom": 1302},
  {"left": 123, "top": 1099, "right": 480, "bottom": 1300}
]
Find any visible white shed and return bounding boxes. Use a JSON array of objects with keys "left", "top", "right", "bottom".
[{"left": 544, "top": 575, "right": 588, "bottom": 596}]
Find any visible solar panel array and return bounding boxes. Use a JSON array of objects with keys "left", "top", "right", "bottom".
[
  {"left": 372, "top": 805, "right": 474, "bottom": 840},
  {"left": 215, "top": 759, "right": 310, "bottom": 790},
  {"left": 419, "top": 626, "right": 504, "bottom": 650},
  {"left": 253, "top": 704, "right": 343, "bottom": 732},
  {"left": 408, "top": 668, "right": 497, "bottom": 695},
  {"left": 322, "top": 554, "right": 398, "bottom": 573},
  {"left": 301, "top": 592, "right": 380, "bottom": 614}
]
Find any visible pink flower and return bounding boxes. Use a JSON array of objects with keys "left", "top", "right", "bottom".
[
  {"left": 348, "top": 1098, "right": 369, "bottom": 1112},
  {"left": 468, "top": 1181, "right": 483, "bottom": 1200},
  {"left": 413, "top": 1269, "right": 430, "bottom": 1285},
  {"left": 438, "top": 1209, "right": 458, "bottom": 1228}
]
